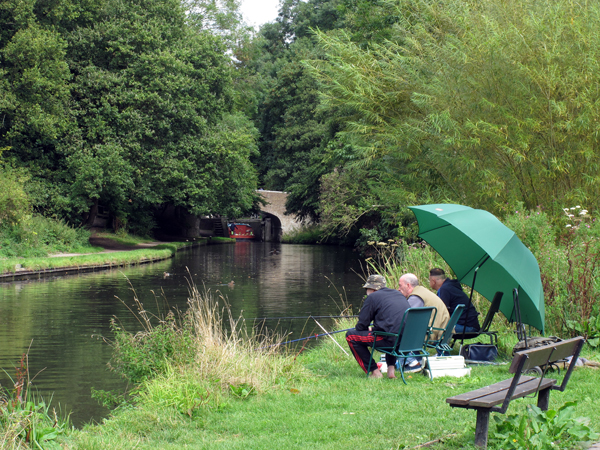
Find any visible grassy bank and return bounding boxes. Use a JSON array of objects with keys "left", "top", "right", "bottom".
[
  {"left": 40, "top": 286, "right": 598, "bottom": 450},
  {"left": 0, "top": 248, "right": 171, "bottom": 275},
  {"left": 0, "top": 230, "right": 236, "bottom": 276},
  {"left": 0, "top": 241, "right": 198, "bottom": 276}
]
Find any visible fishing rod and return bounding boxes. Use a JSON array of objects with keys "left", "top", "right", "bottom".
[
  {"left": 263, "top": 328, "right": 353, "bottom": 348},
  {"left": 248, "top": 315, "right": 357, "bottom": 321}
]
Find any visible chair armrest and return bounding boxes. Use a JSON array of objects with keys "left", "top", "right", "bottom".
[{"left": 372, "top": 331, "right": 398, "bottom": 338}]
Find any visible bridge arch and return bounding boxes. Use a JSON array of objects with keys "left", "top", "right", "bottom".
[{"left": 258, "top": 190, "right": 302, "bottom": 241}]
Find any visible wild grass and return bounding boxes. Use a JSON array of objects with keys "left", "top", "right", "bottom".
[
  {"left": 0, "top": 354, "right": 71, "bottom": 449},
  {"left": 281, "top": 225, "right": 323, "bottom": 244},
  {"left": 97, "top": 276, "right": 310, "bottom": 415},
  {"left": 363, "top": 239, "right": 448, "bottom": 290},
  {"left": 91, "top": 231, "right": 156, "bottom": 247}
]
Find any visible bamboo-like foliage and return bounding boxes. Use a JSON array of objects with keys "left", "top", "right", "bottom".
[{"left": 308, "top": 0, "right": 600, "bottom": 215}]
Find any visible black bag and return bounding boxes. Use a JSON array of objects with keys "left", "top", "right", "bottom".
[{"left": 460, "top": 343, "right": 498, "bottom": 362}]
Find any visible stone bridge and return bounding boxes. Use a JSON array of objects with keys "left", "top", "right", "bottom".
[
  {"left": 154, "top": 190, "right": 303, "bottom": 242},
  {"left": 257, "top": 190, "right": 303, "bottom": 241}
]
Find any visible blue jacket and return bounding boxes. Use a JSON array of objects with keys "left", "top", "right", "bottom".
[{"left": 438, "top": 279, "right": 480, "bottom": 330}]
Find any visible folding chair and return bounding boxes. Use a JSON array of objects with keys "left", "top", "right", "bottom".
[
  {"left": 369, "top": 307, "right": 436, "bottom": 384},
  {"left": 451, "top": 291, "right": 503, "bottom": 347},
  {"left": 427, "top": 304, "right": 465, "bottom": 355}
]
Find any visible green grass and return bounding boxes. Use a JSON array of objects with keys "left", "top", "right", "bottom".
[
  {"left": 92, "top": 231, "right": 156, "bottom": 246},
  {"left": 0, "top": 249, "right": 175, "bottom": 274},
  {"left": 60, "top": 328, "right": 600, "bottom": 449},
  {"left": 209, "top": 236, "right": 236, "bottom": 244},
  {"left": 0, "top": 230, "right": 205, "bottom": 275},
  {"left": 0, "top": 215, "right": 92, "bottom": 258}
]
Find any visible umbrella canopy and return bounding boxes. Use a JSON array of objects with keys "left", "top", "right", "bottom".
[{"left": 408, "top": 204, "right": 545, "bottom": 333}]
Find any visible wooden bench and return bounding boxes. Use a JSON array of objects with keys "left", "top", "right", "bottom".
[{"left": 446, "top": 336, "right": 584, "bottom": 448}]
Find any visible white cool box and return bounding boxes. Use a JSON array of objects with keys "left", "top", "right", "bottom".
[{"left": 424, "top": 356, "right": 471, "bottom": 378}]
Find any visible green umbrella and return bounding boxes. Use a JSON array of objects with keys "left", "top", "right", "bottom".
[{"left": 408, "top": 204, "right": 545, "bottom": 333}]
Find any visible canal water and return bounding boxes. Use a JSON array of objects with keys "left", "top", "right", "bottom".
[{"left": 0, "top": 242, "right": 365, "bottom": 427}]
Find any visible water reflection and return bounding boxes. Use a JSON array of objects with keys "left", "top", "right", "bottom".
[{"left": 0, "top": 242, "right": 364, "bottom": 427}]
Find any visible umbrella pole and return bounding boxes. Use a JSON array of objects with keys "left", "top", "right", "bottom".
[
  {"left": 513, "top": 288, "right": 527, "bottom": 347},
  {"left": 460, "top": 267, "right": 479, "bottom": 346}
]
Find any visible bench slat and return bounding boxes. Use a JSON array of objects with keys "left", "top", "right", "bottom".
[
  {"left": 469, "top": 378, "right": 556, "bottom": 408},
  {"left": 447, "top": 376, "right": 536, "bottom": 406}
]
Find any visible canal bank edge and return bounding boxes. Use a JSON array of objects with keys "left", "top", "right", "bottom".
[{"left": 0, "top": 237, "right": 235, "bottom": 282}]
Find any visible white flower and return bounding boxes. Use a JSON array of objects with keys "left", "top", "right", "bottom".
[
  {"left": 579, "top": 211, "right": 587, "bottom": 216},
  {"left": 570, "top": 207, "right": 576, "bottom": 210},
  {"left": 576, "top": 205, "right": 581, "bottom": 208},
  {"left": 563, "top": 208, "right": 569, "bottom": 211},
  {"left": 568, "top": 214, "right": 574, "bottom": 218},
  {"left": 566, "top": 224, "right": 572, "bottom": 228}
]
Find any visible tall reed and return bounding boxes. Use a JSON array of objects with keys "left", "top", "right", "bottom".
[
  {"left": 0, "top": 354, "right": 71, "bottom": 449},
  {"left": 108, "top": 274, "right": 308, "bottom": 417}
]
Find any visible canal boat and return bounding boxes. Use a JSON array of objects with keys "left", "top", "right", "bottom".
[{"left": 228, "top": 223, "right": 255, "bottom": 240}]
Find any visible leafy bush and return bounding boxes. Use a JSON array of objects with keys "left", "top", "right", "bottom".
[
  {"left": 502, "top": 205, "right": 556, "bottom": 256},
  {"left": 109, "top": 314, "right": 195, "bottom": 384},
  {"left": 0, "top": 215, "right": 91, "bottom": 258},
  {"left": 492, "top": 401, "right": 599, "bottom": 449},
  {"left": 282, "top": 225, "right": 324, "bottom": 244},
  {"left": 501, "top": 205, "right": 600, "bottom": 338},
  {"left": 0, "top": 166, "right": 30, "bottom": 227}
]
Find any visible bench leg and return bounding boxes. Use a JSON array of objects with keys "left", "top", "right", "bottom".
[
  {"left": 537, "top": 387, "right": 551, "bottom": 411},
  {"left": 474, "top": 408, "right": 491, "bottom": 448}
]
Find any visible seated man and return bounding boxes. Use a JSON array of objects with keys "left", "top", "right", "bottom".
[
  {"left": 398, "top": 273, "right": 451, "bottom": 366},
  {"left": 398, "top": 273, "right": 450, "bottom": 340},
  {"left": 428, "top": 268, "right": 480, "bottom": 334},
  {"left": 346, "top": 274, "right": 411, "bottom": 379}
]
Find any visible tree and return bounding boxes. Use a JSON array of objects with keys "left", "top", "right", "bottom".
[
  {"left": 246, "top": 0, "right": 349, "bottom": 221},
  {"left": 0, "top": 21, "right": 71, "bottom": 158},
  {"left": 308, "top": 0, "right": 600, "bottom": 223},
  {"left": 2, "top": 0, "right": 261, "bottom": 232}
]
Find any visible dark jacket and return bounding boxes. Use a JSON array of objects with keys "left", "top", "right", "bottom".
[
  {"left": 355, "top": 287, "right": 411, "bottom": 333},
  {"left": 438, "top": 279, "right": 480, "bottom": 330}
]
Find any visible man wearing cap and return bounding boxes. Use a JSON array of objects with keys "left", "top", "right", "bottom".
[{"left": 346, "top": 274, "right": 411, "bottom": 379}]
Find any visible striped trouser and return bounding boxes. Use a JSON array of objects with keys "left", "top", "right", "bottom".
[{"left": 346, "top": 329, "right": 396, "bottom": 374}]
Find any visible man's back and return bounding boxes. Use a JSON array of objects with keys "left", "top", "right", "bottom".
[
  {"left": 438, "top": 279, "right": 480, "bottom": 330},
  {"left": 355, "top": 287, "right": 411, "bottom": 334},
  {"left": 412, "top": 285, "right": 449, "bottom": 339}
]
